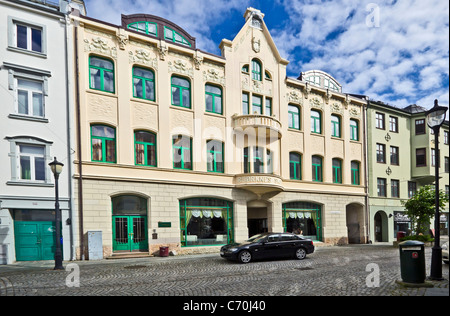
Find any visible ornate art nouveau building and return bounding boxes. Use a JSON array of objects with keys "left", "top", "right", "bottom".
[{"left": 71, "top": 7, "right": 368, "bottom": 258}]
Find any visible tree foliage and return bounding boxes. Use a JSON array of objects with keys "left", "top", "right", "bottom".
[{"left": 401, "top": 185, "right": 449, "bottom": 235}]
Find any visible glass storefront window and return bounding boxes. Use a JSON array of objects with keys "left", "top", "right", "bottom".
[
  {"left": 180, "top": 198, "right": 233, "bottom": 247},
  {"left": 393, "top": 211, "right": 411, "bottom": 238},
  {"left": 282, "top": 202, "right": 322, "bottom": 241}
]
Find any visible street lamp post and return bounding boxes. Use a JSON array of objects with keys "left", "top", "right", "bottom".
[
  {"left": 49, "top": 157, "right": 64, "bottom": 270},
  {"left": 426, "top": 99, "right": 448, "bottom": 280}
]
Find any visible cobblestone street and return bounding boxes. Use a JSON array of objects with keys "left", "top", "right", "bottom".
[{"left": 1, "top": 244, "right": 448, "bottom": 297}]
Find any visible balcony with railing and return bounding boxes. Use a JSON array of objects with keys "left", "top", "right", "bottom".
[{"left": 232, "top": 114, "right": 282, "bottom": 138}]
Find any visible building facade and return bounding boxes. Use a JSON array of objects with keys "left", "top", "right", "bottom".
[
  {"left": 367, "top": 101, "right": 449, "bottom": 243},
  {"left": 0, "top": 0, "right": 84, "bottom": 264},
  {"left": 71, "top": 7, "right": 368, "bottom": 259}
]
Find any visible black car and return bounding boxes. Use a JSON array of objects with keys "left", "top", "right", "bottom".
[{"left": 220, "top": 232, "right": 314, "bottom": 263}]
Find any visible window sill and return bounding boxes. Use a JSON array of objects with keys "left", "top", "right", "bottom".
[
  {"left": 7, "top": 46, "right": 47, "bottom": 58},
  {"left": 6, "top": 181, "right": 53, "bottom": 187},
  {"left": 8, "top": 113, "right": 48, "bottom": 123}
]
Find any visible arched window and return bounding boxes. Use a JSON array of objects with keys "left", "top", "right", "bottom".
[
  {"left": 133, "top": 67, "right": 155, "bottom": 101},
  {"left": 164, "top": 26, "right": 191, "bottom": 47},
  {"left": 172, "top": 135, "right": 192, "bottom": 170},
  {"left": 332, "top": 158, "right": 342, "bottom": 184},
  {"left": 127, "top": 21, "right": 157, "bottom": 37},
  {"left": 89, "top": 56, "right": 114, "bottom": 93},
  {"left": 312, "top": 155, "right": 322, "bottom": 182},
  {"left": 351, "top": 161, "right": 360, "bottom": 185},
  {"left": 251, "top": 59, "right": 262, "bottom": 81},
  {"left": 205, "top": 84, "right": 222, "bottom": 115},
  {"left": 171, "top": 76, "right": 191, "bottom": 108},
  {"left": 207, "top": 140, "right": 224, "bottom": 173},
  {"left": 350, "top": 119, "right": 359, "bottom": 141},
  {"left": 91, "top": 125, "right": 116, "bottom": 163},
  {"left": 135, "top": 131, "right": 157, "bottom": 167},
  {"left": 311, "top": 110, "right": 322, "bottom": 134},
  {"left": 331, "top": 114, "right": 341, "bottom": 138},
  {"left": 288, "top": 105, "right": 300, "bottom": 130},
  {"left": 180, "top": 198, "right": 234, "bottom": 246},
  {"left": 289, "top": 152, "right": 302, "bottom": 180}
]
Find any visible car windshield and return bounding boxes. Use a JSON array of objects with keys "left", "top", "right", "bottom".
[{"left": 247, "top": 234, "right": 267, "bottom": 242}]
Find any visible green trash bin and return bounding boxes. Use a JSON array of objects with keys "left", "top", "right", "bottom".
[{"left": 399, "top": 240, "right": 425, "bottom": 283}]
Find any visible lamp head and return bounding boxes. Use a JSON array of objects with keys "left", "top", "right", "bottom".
[
  {"left": 426, "top": 99, "right": 447, "bottom": 129},
  {"left": 49, "top": 157, "right": 64, "bottom": 176}
]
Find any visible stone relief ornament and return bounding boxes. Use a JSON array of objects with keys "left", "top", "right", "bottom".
[
  {"left": 287, "top": 90, "right": 302, "bottom": 104},
  {"left": 84, "top": 37, "right": 117, "bottom": 59},
  {"left": 310, "top": 96, "right": 323, "bottom": 109},
  {"left": 116, "top": 29, "right": 128, "bottom": 50},
  {"left": 158, "top": 40, "right": 168, "bottom": 60},
  {"left": 252, "top": 37, "right": 261, "bottom": 53},
  {"left": 331, "top": 102, "right": 343, "bottom": 114},
  {"left": 349, "top": 107, "right": 359, "bottom": 117},
  {"left": 168, "top": 59, "right": 193, "bottom": 78},
  {"left": 193, "top": 52, "right": 203, "bottom": 70},
  {"left": 203, "top": 68, "right": 225, "bottom": 85},
  {"left": 129, "top": 49, "right": 158, "bottom": 69}
]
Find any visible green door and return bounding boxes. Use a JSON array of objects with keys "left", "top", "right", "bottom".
[
  {"left": 14, "top": 221, "right": 56, "bottom": 261},
  {"left": 112, "top": 216, "right": 148, "bottom": 252}
]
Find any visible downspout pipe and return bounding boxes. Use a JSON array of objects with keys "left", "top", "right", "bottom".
[
  {"left": 364, "top": 98, "right": 370, "bottom": 244},
  {"left": 74, "top": 22, "right": 85, "bottom": 260},
  {"left": 63, "top": 11, "right": 75, "bottom": 261}
]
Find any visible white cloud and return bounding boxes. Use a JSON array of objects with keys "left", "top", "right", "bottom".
[{"left": 272, "top": 0, "right": 449, "bottom": 109}]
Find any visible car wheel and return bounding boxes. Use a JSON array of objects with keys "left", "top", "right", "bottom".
[
  {"left": 238, "top": 250, "right": 252, "bottom": 264},
  {"left": 295, "top": 247, "right": 307, "bottom": 260}
]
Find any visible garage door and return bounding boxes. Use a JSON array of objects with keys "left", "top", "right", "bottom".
[{"left": 14, "top": 221, "right": 56, "bottom": 261}]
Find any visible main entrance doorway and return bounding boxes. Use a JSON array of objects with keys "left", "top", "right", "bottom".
[
  {"left": 112, "top": 195, "right": 148, "bottom": 252},
  {"left": 247, "top": 206, "right": 268, "bottom": 238}
]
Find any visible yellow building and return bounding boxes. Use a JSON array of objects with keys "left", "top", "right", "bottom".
[{"left": 71, "top": 8, "right": 368, "bottom": 259}]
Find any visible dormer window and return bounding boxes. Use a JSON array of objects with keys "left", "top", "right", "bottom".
[
  {"left": 164, "top": 26, "right": 191, "bottom": 47},
  {"left": 127, "top": 21, "right": 158, "bottom": 37}
]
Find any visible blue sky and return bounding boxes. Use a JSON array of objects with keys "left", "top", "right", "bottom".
[{"left": 84, "top": 0, "right": 449, "bottom": 111}]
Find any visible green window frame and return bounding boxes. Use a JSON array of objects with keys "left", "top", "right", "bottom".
[
  {"left": 331, "top": 114, "right": 341, "bottom": 138},
  {"left": 265, "top": 98, "right": 272, "bottom": 116},
  {"left": 242, "top": 93, "right": 249, "bottom": 115},
  {"left": 251, "top": 59, "right": 262, "bottom": 81},
  {"left": 89, "top": 56, "right": 114, "bottom": 93},
  {"left": 133, "top": 67, "right": 155, "bottom": 101},
  {"left": 282, "top": 201, "right": 322, "bottom": 241},
  {"left": 288, "top": 105, "right": 300, "bottom": 130},
  {"left": 207, "top": 140, "right": 224, "bottom": 173},
  {"left": 312, "top": 155, "right": 322, "bottom": 182},
  {"left": 171, "top": 76, "right": 191, "bottom": 108},
  {"left": 127, "top": 21, "right": 158, "bottom": 37},
  {"left": 252, "top": 95, "right": 262, "bottom": 114},
  {"left": 173, "top": 135, "right": 192, "bottom": 170},
  {"left": 91, "top": 125, "right": 116, "bottom": 163},
  {"left": 350, "top": 119, "right": 359, "bottom": 141},
  {"left": 351, "top": 161, "right": 360, "bottom": 185},
  {"left": 164, "top": 26, "right": 191, "bottom": 47},
  {"left": 332, "top": 158, "right": 342, "bottom": 184},
  {"left": 179, "top": 198, "right": 234, "bottom": 247},
  {"left": 243, "top": 147, "right": 250, "bottom": 173},
  {"left": 311, "top": 110, "right": 322, "bottom": 134},
  {"left": 205, "top": 84, "right": 222, "bottom": 115},
  {"left": 253, "top": 146, "right": 264, "bottom": 173},
  {"left": 289, "top": 152, "right": 302, "bottom": 180},
  {"left": 134, "top": 131, "right": 157, "bottom": 167}
]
